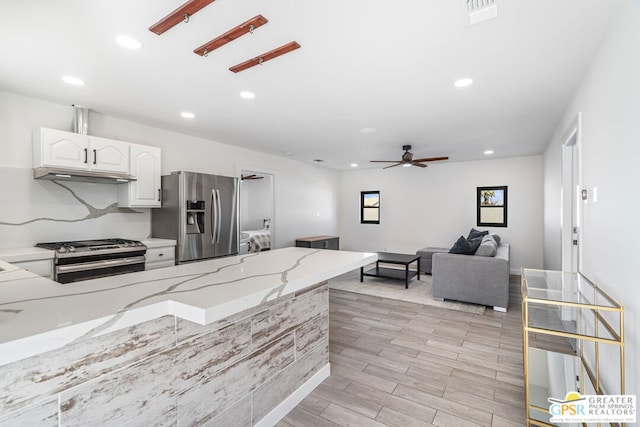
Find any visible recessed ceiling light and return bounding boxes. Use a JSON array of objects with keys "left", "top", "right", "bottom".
[
  {"left": 484, "top": 150, "right": 494, "bottom": 155},
  {"left": 62, "top": 75, "right": 85, "bottom": 86},
  {"left": 180, "top": 112, "right": 195, "bottom": 119},
  {"left": 350, "top": 163, "right": 358, "bottom": 168},
  {"left": 454, "top": 78, "right": 473, "bottom": 88},
  {"left": 116, "top": 35, "right": 142, "bottom": 50},
  {"left": 360, "top": 127, "right": 377, "bottom": 134},
  {"left": 240, "top": 91, "right": 255, "bottom": 99}
]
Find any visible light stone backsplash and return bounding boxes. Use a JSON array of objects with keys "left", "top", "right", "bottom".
[
  {"left": 0, "top": 167, "right": 150, "bottom": 249},
  {"left": 0, "top": 283, "right": 329, "bottom": 426}
]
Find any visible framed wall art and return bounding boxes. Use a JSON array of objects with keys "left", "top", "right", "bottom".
[{"left": 477, "top": 186, "right": 507, "bottom": 227}]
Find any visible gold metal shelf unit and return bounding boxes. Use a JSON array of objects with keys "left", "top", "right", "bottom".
[{"left": 521, "top": 268, "right": 625, "bottom": 427}]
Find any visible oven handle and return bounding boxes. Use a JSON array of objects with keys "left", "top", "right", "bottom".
[{"left": 56, "top": 256, "right": 146, "bottom": 274}]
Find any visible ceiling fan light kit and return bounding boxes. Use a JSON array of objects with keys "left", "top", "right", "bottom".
[
  {"left": 150, "top": 1, "right": 300, "bottom": 72},
  {"left": 370, "top": 145, "right": 449, "bottom": 169}
]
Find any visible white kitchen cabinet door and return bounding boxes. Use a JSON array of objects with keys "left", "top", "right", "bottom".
[
  {"left": 35, "top": 128, "right": 89, "bottom": 169},
  {"left": 14, "top": 259, "right": 53, "bottom": 279},
  {"left": 119, "top": 144, "right": 161, "bottom": 207},
  {"left": 145, "top": 246, "right": 175, "bottom": 270},
  {"left": 87, "top": 136, "right": 130, "bottom": 173}
]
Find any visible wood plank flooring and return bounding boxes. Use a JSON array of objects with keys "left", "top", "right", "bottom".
[{"left": 278, "top": 275, "right": 526, "bottom": 427}]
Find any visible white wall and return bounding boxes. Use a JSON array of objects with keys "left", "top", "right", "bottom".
[
  {"left": 0, "top": 90, "right": 338, "bottom": 249},
  {"left": 543, "top": 1, "right": 639, "bottom": 395},
  {"left": 338, "top": 155, "right": 544, "bottom": 273}
]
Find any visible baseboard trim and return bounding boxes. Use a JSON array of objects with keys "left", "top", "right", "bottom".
[{"left": 254, "top": 363, "right": 330, "bottom": 427}]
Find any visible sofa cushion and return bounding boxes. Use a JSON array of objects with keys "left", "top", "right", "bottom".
[
  {"left": 449, "top": 236, "right": 481, "bottom": 255},
  {"left": 475, "top": 234, "right": 498, "bottom": 257},
  {"left": 468, "top": 228, "right": 489, "bottom": 240},
  {"left": 491, "top": 234, "right": 501, "bottom": 246}
]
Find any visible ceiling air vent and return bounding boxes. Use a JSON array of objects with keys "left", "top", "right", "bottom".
[{"left": 464, "top": 0, "right": 499, "bottom": 25}]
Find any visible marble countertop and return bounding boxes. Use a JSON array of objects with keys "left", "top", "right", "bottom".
[
  {"left": 139, "top": 238, "right": 177, "bottom": 248},
  {"left": 0, "top": 247, "right": 54, "bottom": 263},
  {"left": 0, "top": 247, "right": 376, "bottom": 366}
]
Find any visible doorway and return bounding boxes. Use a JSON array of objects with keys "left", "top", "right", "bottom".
[
  {"left": 561, "top": 113, "right": 582, "bottom": 273},
  {"left": 239, "top": 170, "right": 274, "bottom": 253}
]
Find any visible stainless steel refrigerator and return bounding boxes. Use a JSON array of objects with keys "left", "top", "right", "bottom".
[{"left": 151, "top": 171, "right": 239, "bottom": 263}]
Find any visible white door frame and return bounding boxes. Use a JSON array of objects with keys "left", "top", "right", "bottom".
[{"left": 561, "top": 113, "right": 582, "bottom": 273}]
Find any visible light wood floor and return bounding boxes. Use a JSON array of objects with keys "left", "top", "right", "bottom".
[{"left": 278, "top": 275, "right": 526, "bottom": 427}]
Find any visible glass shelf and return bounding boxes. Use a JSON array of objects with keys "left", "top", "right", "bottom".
[{"left": 521, "top": 269, "right": 623, "bottom": 343}]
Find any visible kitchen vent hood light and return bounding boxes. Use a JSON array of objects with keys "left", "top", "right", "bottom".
[{"left": 34, "top": 168, "right": 137, "bottom": 184}]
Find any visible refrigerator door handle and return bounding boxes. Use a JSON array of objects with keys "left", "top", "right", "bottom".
[
  {"left": 215, "top": 189, "right": 222, "bottom": 244},
  {"left": 211, "top": 189, "right": 218, "bottom": 244}
]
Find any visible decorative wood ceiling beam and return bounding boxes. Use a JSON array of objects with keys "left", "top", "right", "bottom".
[
  {"left": 194, "top": 15, "right": 268, "bottom": 57},
  {"left": 229, "top": 41, "right": 301, "bottom": 73},
  {"left": 149, "top": 0, "right": 216, "bottom": 35}
]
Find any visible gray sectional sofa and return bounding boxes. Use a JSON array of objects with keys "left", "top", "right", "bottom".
[{"left": 430, "top": 243, "right": 510, "bottom": 311}]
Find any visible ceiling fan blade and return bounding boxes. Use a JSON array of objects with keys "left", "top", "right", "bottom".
[
  {"left": 411, "top": 156, "right": 449, "bottom": 162},
  {"left": 383, "top": 163, "right": 402, "bottom": 169},
  {"left": 412, "top": 162, "right": 427, "bottom": 168},
  {"left": 370, "top": 160, "right": 401, "bottom": 163},
  {"left": 229, "top": 41, "right": 300, "bottom": 73},
  {"left": 194, "top": 15, "right": 268, "bottom": 56},
  {"left": 149, "top": 0, "right": 216, "bottom": 35}
]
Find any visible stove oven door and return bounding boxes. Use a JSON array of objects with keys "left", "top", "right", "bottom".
[{"left": 55, "top": 255, "right": 146, "bottom": 284}]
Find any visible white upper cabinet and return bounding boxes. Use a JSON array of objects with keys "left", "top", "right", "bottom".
[
  {"left": 87, "top": 136, "right": 129, "bottom": 173},
  {"left": 118, "top": 144, "right": 162, "bottom": 208},
  {"left": 34, "top": 128, "right": 129, "bottom": 173},
  {"left": 36, "top": 128, "right": 88, "bottom": 169}
]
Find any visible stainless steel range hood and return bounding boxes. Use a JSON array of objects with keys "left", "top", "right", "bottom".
[
  {"left": 33, "top": 105, "right": 136, "bottom": 184},
  {"left": 33, "top": 167, "right": 136, "bottom": 184}
]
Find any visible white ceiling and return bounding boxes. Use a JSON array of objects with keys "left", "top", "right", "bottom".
[{"left": 0, "top": 0, "right": 624, "bottom": 170}]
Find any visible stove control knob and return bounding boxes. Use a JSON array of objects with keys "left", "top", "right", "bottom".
[
  {"left": 136, "top": 242, "right": 144, "bottom": 246},
  {"left": 68, "top": 246, "right": 76, "bottom": 252},
  {"left": 58, "top": 247, "right": 67, "bottom": 253}
]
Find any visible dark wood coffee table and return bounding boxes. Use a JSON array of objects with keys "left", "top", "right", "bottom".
[{"left": 360, "top": 252, "right": 421, "bottom": 289}]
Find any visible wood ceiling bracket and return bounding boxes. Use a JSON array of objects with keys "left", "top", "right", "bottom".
[
  {"left": 149, "top": 0, "right": 216, "bottom": 35},
  {"left": 194, "top": 15, "right": 268, "bottom": 57},
  {"left": 229, "top": 41, "right": 301, "bottom": 73}
]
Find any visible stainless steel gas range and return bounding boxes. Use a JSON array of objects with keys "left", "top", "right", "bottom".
[{"left": 36, "top": 238, "right": 147, "bottom": 283}]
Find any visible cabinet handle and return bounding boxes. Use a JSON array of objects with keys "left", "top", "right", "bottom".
[
  {"left": 83, "top": 148, "right": 88, "bottom": 163},
  {"left": 157, "top": 189, "right": 161, "bottom": 201},
  {"left": 158, "top": 253, "right": 164, "bottom": 257},
  {"left": 93, "top": 149, "right": 97, "bottom": 164}
]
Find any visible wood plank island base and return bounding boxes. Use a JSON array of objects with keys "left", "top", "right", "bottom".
[
  {"left": 360, "top": 252, "right": 421, "bottom": 289},
  {"left": 0, "top": 248, "right": 376, "bottom": 426}
]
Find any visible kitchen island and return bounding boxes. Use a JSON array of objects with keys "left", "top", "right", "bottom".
[{"left": 0, "top": 247, "right": 376, "bottom": 426}]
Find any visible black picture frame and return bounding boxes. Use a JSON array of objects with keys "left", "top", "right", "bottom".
[
  {"left": 477, "top": 186, "right": 508, "bottom": 227},
  {"left": 360, "top": 191, "right": 380, "bottom": 224}
]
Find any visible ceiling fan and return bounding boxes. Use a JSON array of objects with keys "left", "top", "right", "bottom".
[
  {"left": 370, "top": 145, "right": 449, "bottom": 169},
  {"left": 241, "top": 174, "right": 264, "bottom": 181}
]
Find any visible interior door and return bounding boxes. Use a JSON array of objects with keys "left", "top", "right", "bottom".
[{"left": 214, "top": 175, "right": 239, "bottom": 257}]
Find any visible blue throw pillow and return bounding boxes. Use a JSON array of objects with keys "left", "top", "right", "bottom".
[{"left": 449, "top": 236, "right": 482, "bottom": 255}]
